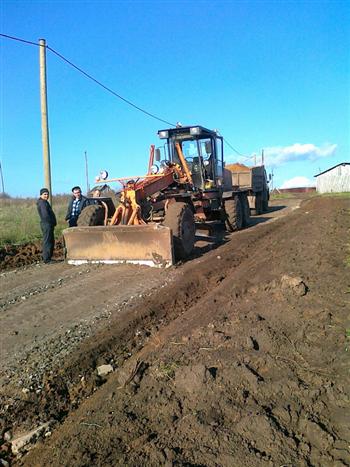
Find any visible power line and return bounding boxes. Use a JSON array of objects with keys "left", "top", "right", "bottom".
[
  {"left": 1, "top": 33, "right": 250, "bottom": 156},
  {"left": 0, "top": 33, "right": 175, "bottom": 127},
  {"left": 0, "top": 33, "right": 39, "bottom": 47},
  {"left": 221, "top": 135, "right": 254, "bottom": 161},
  {"left": 223, "top": 137, "right": 246, "bottom": 157},
  {"left": 46, "top": 45, "right": 175, "bottom": 126},
  {"left": 239, "top": 153, "right": 257, "bottom": 162}
]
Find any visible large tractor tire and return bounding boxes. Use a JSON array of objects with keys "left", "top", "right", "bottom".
[
  {"left": 241, "top": 194, "right": 251, "bottom": 226},
  {"left": 262, "top": 191, "right": 269, "bottom": 212},
  {"left": 163, "top": 202, "right": 195, "bottom": 260},
  {"left": 77, "top": 204, "right": 105, "bottom": 226},
  {"left": 225, "top": 196, "right": 243, "bottom": 232},
  {"left": 254, "top": 193, "right": 263, "bottom": 215}
]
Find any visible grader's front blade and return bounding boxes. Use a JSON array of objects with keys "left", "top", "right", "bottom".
[{"left": 63, "top": 224, "right": 174, "bottom": 267}]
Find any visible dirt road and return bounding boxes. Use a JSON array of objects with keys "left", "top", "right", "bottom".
[
  {"left": 1, "top": 196, "right": 349, "bottom": 466},
  {"left": 0, "top": 197, "right": 296, "bottom": 386}
]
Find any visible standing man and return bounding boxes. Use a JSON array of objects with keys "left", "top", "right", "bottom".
[
  {"left": 37, "top": 188, "right": 56, "bottom": 264},
  {"left": 65, "top": 186, "right": 89, "bottom": 227}
]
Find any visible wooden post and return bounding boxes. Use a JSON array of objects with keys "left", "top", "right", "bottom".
[
  {"left": 85, "top": 151, "right": 90, "bottom": 194},
  {"left": 0, "top": 160, "right": 5, "bottom": 195},
  {"left": 39, "top": 39, "right": 52, "bottom": 205}
]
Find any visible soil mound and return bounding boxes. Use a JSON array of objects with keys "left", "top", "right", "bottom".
[{"left": 0, "top": 239, "right": 64, "bottom": 270}]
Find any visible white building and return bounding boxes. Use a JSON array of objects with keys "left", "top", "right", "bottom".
[{"left": 314, "top": 163, "right": 350, "bottom": 193}]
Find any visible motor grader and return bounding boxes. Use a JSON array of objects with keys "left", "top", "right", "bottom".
[{"left": 63, "top": 125, "right": 250, "bottom": 267}]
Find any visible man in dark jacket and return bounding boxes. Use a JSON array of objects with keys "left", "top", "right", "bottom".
[
  {"left": 37, "top": 188, "right": 57, "bottom": 263},
  {"left": 65, "top": 186, "right": 89, "bottom": 227}
]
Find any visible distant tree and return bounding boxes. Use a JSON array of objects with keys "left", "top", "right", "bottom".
[{"left": 0, "top": 192, "right": 11, "bottom": 199}]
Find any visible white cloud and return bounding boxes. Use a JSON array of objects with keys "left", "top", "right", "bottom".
[
  {"left": 262, "top": 143, "right": 337, "bottom": 167},
  {"left": 280, "top": 176, "right": 315, "bottom": 189},
  {"left": 225, "top": 142, "right": 337, "bottom": 168}
]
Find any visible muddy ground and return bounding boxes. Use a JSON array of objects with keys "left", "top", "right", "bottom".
[{"left": 0, "top": 196, "right": 349, "bottom": 466}]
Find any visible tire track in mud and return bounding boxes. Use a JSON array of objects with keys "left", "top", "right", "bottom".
[
  {"left": 1, "top": 216, "right": 259, "bottom": 438},
  {"left": 1, "top": 202, "right": 296, "bottom": 461},
  {"left": 2, "top": 206, "right": 289, "bottom": 438},
  {"left": 18, "top": 196, "right": 350, "bottom": 467},
  {"left": 0, "top": 264, "right": 177, "bottom": 390},
  {"left": 1, "top": 263, "right": 108, "bottom": 311},
  {"left": 3, "top": 196, "right": 349, "bottom": 466}
]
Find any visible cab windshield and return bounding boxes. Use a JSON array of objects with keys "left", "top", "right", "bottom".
[{"left": 159, "top": 136, "right": 217, "bottom": 189}]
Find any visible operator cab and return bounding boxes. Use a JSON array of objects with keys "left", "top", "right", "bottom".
[{"left": 157, "top": 126, "right": 224, "bottom": 191}]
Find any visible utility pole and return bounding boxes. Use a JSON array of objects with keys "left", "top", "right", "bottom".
[
  {"left": 39, "top": 39, "right": 52, "bottom": 205},
  {"left": 261, "top": 149, "right": 264, "bottom": 165},
  {"left": 0, "top": 160, "right": 5, "bottom": 195},
  {"left": 84, "top": 151, "right": 90, "bottom": 194}
]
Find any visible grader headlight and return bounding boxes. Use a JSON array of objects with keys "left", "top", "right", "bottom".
[
  {"left": 190, "top": 127, "right": 201, "bottom": 136},
  {"left": 158, "top": 130, "right": 169, "bottom": 139},
  {"left": 99, "top": 170, "right": 109, "bottom": 180},
  {"left": 150, "top": 164, "right": 159, "bottom": 175}
]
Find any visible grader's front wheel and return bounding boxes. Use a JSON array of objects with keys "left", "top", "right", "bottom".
[
  {"left": 77, "top": 205, "right": 105, "bottom": 226},
  {"left": 163, "top": 202, "right": 195, "bottom": 260}
]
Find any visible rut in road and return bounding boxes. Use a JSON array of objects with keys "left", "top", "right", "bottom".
[
  {"left": 1, "top": 201, "right": 276, "bottom": 432},
  {"left": 4, "top": 196, "right": 350, "bottom": 467}
]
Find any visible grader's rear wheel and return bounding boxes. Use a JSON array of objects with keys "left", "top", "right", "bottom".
[
  {"left": 225, "top": 196, "right": 243, "bottom": 232},
  {"left": 163, "top": 202, "right": 195, "bottom": 260},
  {"left": 77, "top": 205, "right": 105, "bottom": 226},
  {"left": 262, "top": 191, "right": 269, "bottom": 212},
  {"left": 254, "top": 193, "right": 263, "bottom": 215},
  {"left": 241, "top": 194, "right": 251, "bottom": 226}
]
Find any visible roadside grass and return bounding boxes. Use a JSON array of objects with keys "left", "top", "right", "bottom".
[
  {"left": 0, "top": 195, "right": 70, "bottom": 246},
  {"left": 321, "top": 192, "right": 350, "bottom": 198},
  {"left": 270, "top": 193, "right": 291, "bottom": 200},
  {"left": 271, "top": 192, "right": 350, "bottom": 201},
  {"left": 270, "top": 192, "right": 317, "bottom": 200}
]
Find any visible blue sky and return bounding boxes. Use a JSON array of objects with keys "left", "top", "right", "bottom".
[{"left": 1, "top": 0, "right": 349, "bottom": 196}]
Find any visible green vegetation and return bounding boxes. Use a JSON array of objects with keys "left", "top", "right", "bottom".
[
  {"left": 270, "top": 193, "right": 294, "bottom": 200},
  {"left": 271, "top": 191, "right": 350, "bottom": 201},
  {"left": 0, "top": 195, "right": 70, "bottom": 246},
  {"left": 321, "top": 192, "right": 350, "bottom": 198},
  {"left": 156, "top": 361, "right": 179, "bottom": 379}
]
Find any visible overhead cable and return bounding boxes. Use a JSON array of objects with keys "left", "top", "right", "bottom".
[
  {"left": 0, "top": 33, "right": 176, "bottom": 127},
  {"left": 0, "top": 33, "right": 39, "bottom": 47},
  {"left": 220, "top": 134, "right": 252, "bottom": 160},
  {"left": 1, "top": 33, "right": 250, "bottom": 156},
  {"left": 223, "top": 138, "right": 246, "bottom": 157}
]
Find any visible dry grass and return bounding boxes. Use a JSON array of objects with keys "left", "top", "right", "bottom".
[{"left": 0, "top": 195, "right": 70, "bottom": 246}]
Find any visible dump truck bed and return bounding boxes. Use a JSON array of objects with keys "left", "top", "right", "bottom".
[{"left": 226, "top": 164, "right": 267, "bottom": 193}]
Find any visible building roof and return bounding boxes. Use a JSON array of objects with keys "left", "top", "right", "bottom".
[{"left": 314, "top": 162, "right": 350, "bottom": 178}]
